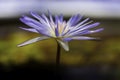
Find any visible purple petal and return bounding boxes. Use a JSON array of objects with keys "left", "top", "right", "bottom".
[
  {"left": 66, "top": 36, "right": 97, "bottom": 40},
  {"left": 55, "top": 14, "right": 63, "bottom": 24},
  {"left": 63, "top": 38, "right": 72, "bottom": 42},
  {"left": 31, "top": 11, "right": 49, "bottom": 25},
  {"left": 48, "top": 11, "right": 54, "bottom": 23},
  {"left": 17, "top": 36, "right": 50, "bottom": 47},
  {"left": 30, "top": 11, "right": 41, "bottom": 21},
  {"left": 31, "top": 12, "right": 55, "bottom": 33},
  {"left": 19, "top": 27, "right": 38, "bottom": 33},
  {"left": 62, "top": 29, "right": 70, "bottom": 36},
  {"left": 55, "top": 15, "right": 59, "bottom": 24},
  {"left": 76, "top": 18, "right": 90, "bottom": 27},
  {"left": 68, "top": 14, "right": 82, "bottom": 26},
  {"left": 20, "top": 16, "right": 43, "bottom": 30},
  {"left": 69, "top": 28, "right": 103, "bottom": 36},
  {"left": 41, "top": 13, "right": 50, "bottom": 24},
  {"left": 66, "top": 30, "right": 89, "bottom": 37},
  {"left": 68, "top": 22, "right": 100, "bottom": 36},
  {"left": 80, "top": 28, "right": 104, "bottom": 35},
  {"left": 67, "top": 20, "right": 93, "bottom": 35},
  {"left": 63, "top": 36, "right": 98, "bottom": 41},
  {"left": 79, "top": 22, "right": 100, "bottom": 31},
  {"left": 58, "top": 14, "right": 63, "bottom": 22},
  {"left": 20, "top": 16, "right": 52, "bottom": 36},
  {"left": 55, "top": 28, "right": 59, "bottom": 36}
]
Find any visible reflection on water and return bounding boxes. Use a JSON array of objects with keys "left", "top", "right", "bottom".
[{"left": 0, "top": 18, "right": 120, "bottom": 79}]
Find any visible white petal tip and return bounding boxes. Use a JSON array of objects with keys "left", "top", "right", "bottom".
[
  {"left": 57, "top": 40, "right": 69, "bottom": 52},
  {"left": 65, "top": 48, "right": 69, "bottom": 51},
  {"left": 17, "top": 44, "right": 23, "bottom": 47}
]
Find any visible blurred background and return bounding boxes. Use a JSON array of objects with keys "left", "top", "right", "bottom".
[{"left": 0, "top": 0, "right": 120, "bottom": 80}]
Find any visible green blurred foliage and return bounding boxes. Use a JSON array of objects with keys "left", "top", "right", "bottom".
[
  {"left": 0, "top": 30, "right": 120, "bottom": 67},
  {"left": 0, "top": 32, "right": 49, "bottom": 65}
]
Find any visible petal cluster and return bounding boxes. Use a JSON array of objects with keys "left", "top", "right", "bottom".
[{"left": 18, "top": 11, "right": 103, "bottom": 51}]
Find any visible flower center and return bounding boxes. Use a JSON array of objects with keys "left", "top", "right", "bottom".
[{"left": 55, "top": 21, "right": 67, "bottom": 37}]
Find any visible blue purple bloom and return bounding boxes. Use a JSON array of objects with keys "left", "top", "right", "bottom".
[{"left": 18, "top": 11, "right": 103, "bottom": 51}]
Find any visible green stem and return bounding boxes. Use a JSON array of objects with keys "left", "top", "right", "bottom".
[
  {"left": 56, "top": 42, "right": 61, "bottom": 80},
  {"left": 56, "top": 42, "right": 61, "bottom": 68}
]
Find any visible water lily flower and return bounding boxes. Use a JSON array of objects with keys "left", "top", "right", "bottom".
[{"left": 18, "top": 11, "right": 103, "bottom": 51}]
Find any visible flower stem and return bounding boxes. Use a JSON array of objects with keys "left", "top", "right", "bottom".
[
  {"left": 56, "top": 42, "right": 61, "bottom": 80},
  {"left": 56, "top": 42, "right": 61, "bottom": 69}
]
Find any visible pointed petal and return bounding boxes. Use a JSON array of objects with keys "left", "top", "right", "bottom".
[
  {"left": 41, "top": 13, "right": 49, "bottom": 22},
  {"left": 48, "top": 11, "right": 54, "bottom": 24},
  {"left": 76, "top": 18, "right": 90, "bottom": 27},
  {"left": 55, "top": 15, "right": 59, "bottom": 24},
  {"left": 67, "top": 22, "right": 100, "bottom": 37},
  {"left": 57, "top": 40, "right": 69, "bottom": 51},
  {"left": 17, "top": 36, "right": 50, "bottom": 47},
  {"left": 80, "top": 28, "right": 104, "bottom": 35},
  {"left": 30, "top": 11, "right": 41, "bottom": 21},
  {"left": 55, "top": 14, "right": 63, "bottom": 24},
  {"left": 20, "top": 16, "right": 53, "bottom": 36},
  {"left": 73, "top": 20, "right": 93, "bottom": 30},
  {"left": 79, "top": 22, "right": 100, "bottom": 31},
  {"left": 20, "top": 15, "right": 42, "bottom": 29},
  {"left": 67, "top": 28, "right": 104, "bottom": 37},
  {"left": 63, "top": 38, "right": 72, "bottom": 42},
  {"left": 55, "top": 28, "right": 59, "bottom": 36},
  {"left": 19, "top": 27, "right": 39, "bottom": 33},
  {"left": 66, "top": 29, "right": 88, "bottom": 37},
  {"left": 67, "top": 14, "right": 82, "bottom": 26},
  {"left": 30, "top": 11, "right": 49, "bottom": 25},
  {"left": 58, "top": 14, "right": 63, "bottom": 22},
  {"left": 67, "top": 36, "right": 97, "bottom": 40}
]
